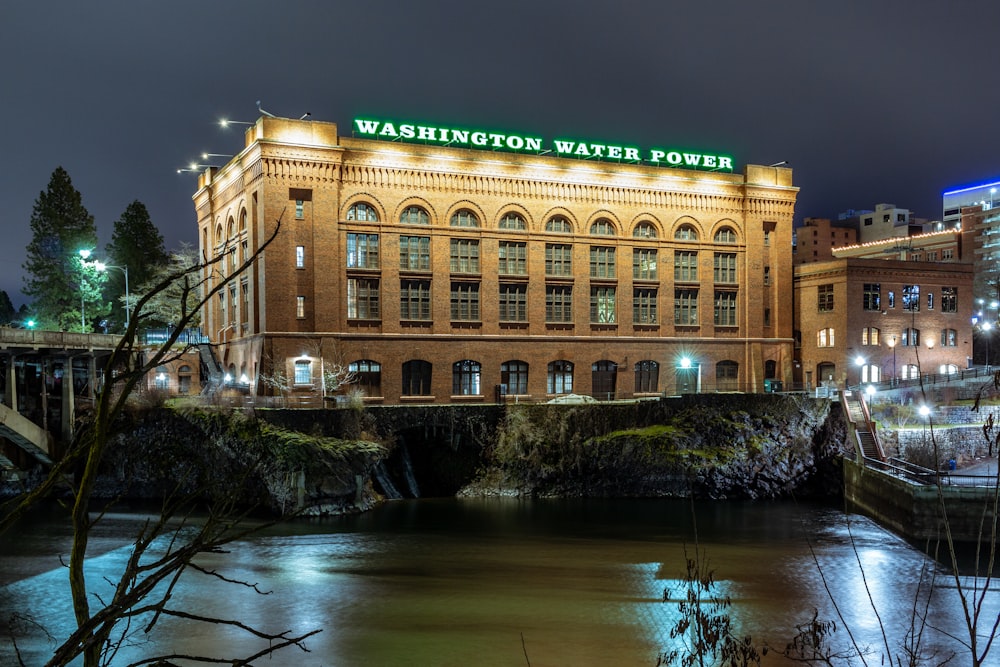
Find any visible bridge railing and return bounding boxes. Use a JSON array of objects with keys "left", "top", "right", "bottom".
[
  {"left": 864, "top": 456, "right": 998, "bottom": 487},
  {"left": 0, "top": 328, "right": 121, "bottom": 349}
]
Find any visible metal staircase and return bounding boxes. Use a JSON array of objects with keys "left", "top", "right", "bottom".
[{"left": 843, "top": 391, "right": 885, "bottom": 462}]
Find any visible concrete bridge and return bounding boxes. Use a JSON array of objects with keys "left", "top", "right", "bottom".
[{"left": 0, "top": 328, "right": 121, "bottom": 473}]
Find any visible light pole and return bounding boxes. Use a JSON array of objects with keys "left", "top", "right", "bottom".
[
  {"left": 95, "top": 261, "right": 130, "bottom": 330},
  {"left": 919, "top": 404, "right": 932, "bottom": 449},
  {"left": 855, "top": 355, "right": 865, "bottom": 389},
  {"left": 78, "top": 249, "right": 93, "bottom": 331}
]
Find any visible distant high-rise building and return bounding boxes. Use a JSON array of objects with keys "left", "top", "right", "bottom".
[{"left": 942, "top": 179, "right": 1000, "bottom": 304}]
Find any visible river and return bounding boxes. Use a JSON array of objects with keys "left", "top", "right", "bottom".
[{"left": 1, "top": 498, "right": 996, "bottom": 666}]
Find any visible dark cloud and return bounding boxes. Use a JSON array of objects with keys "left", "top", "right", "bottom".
[{"left": 2, "top": 0, "right": 999, "bottom": 306}]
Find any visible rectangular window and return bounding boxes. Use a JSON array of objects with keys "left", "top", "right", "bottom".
[
  {"left": 763, "top": 266, "right": 770, "bottom": 286},
  {"left": 295, "top": 245, "right": 305, "bottom": 269},
  {"left": 863, "top": 283, "right": 881, "bottom": 311},
  {"left": 862, "top": 327, "right": 880, "bottom": 345},
  {"left": 590, "top": 246, "right": 616, "bottom": 278},
  {"left": 295, "top": 200, "right": 304, "bottom": 219},
  {"left": 296, "top": 296, "right": 305, "bottom": 319},
  {"left": 240, "top": 281, "right": 248, "bottom": 324},
  {"left": 450, "top": 282, "right": 481, "bottom": 321},
  {"left": 545, "top": 244, "right": 573, "bottom": 276},
  {"left": 590, "top": 286, "right": 616, "bottom": 323},
  {"left": 941, "top": 328, "right": 957, "bottom": 346},
  {"left": 714, "top": 291, "right": 737, "bottom": 326},
  {"left": 499, "top": 283, "right": 527, "bottom": 321},
  {"left": 218, "top": 291, "right": 226, "bottom": 325},
  {"left": 941, "top": 286, "right": 957, "bottom": 313},
  {"left": 399, "top": 236, "right": 431, "bottom": 271},
  {"left": 633, "top": 248, "right": 657, "bottom": 280},
  {"left": 400, "top": 280, "right": 431, "bottom": 320},
  {"left": 450, "top": 239, "right": 480, "bottom": 273},
  {"left": 902, "top": 328, "right": 920, "bottom": 346},
  {"left": 347, "top": 233, "right": 379, "bottom": 269},
  {"left": 888, "top": 291, "right": 895, "bottom": 308},
  {"left": 674, "top": 289, "right": 698, "bottom": 325},
  {"left": 902, "top": 284, "right": 920, "bottom": 312},
  {"left": 713, "top": 253, "right": 737, "bottom": 283},
  {"left": 674, "top": 251, "right": 698, "bottom": 282},
  {"left": 817, "top": 284, "right": 834, "bottom": 312},
  {"left": 498, "top": 241, "right": 527, "bottom": 275},
  {"left": 546, "top": 285, "right": 573, "bottom": 323},
  {"left": 294, "top": 360, "right": 311, "bottom": 384},
  {"left": 347, "top": 278, "right": 380, "bottom": 319},
  {"left": 943, "top": 249, "right": 954, "bottom": 260},
  {"left": 229, "top": 285, "right": 237, "bottom": 323},
  {"left": 927, "top": 292, "right": 934, "bottom": 310},
  {"left": 817, "top": 328, "right": 835, "bottom": 347},
  {"left": 633, "top": 288, "right": 657, "bottom": 324}
]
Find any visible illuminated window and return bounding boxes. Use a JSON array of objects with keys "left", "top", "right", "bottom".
[
  {"left": 817, "top": 327, "right": 835, "bottom": 347},
  {"left": 347, "top": 202, "right": 379, "bottom": 221},
  {"left": 400, "top": 206, "right": 429, "bottom": 225},
  {"left": 902, "top": 285, "right": 920, "bottom": 312},
  {"left": 545, "top": 216, "right": 573, "bottom": 233},
  {"left": 154, "top": 366, "right": 169, "bottom": 390},
  {"left": 547, "top": 360, "right": 573, "bottom": 394},
  {"left": 295, "top": 245, "right": 305, "bottom": 268},
  {"left": 499, "top": 284, "right": 527, "bottom": 321},
  {"left": 941, "top": 286, "right": 957, "bottom": 313},
  {"left": 296, "top": 296, "right": 305, "bottom": 319},
  {"left": 499, "top": 213, "right": 526, "bottom": 230},
  {"left": 450, "top": 209, "right": 479, "bottom": 228},
  {"left": 294, "top": 360, "right": 311, "bottom": 384},
  {"left": 347, "top": 278, "right": 380, "bottom": 319},
  {"left": 861, "top": 327, "right": 880, "bottom": 345},
  {"left": 633, "top": 221, "right": 657, "bottom": 238},
  {"left": 633, "top": 288, "right": 657, "bottom": 324},
  {"left": 902, "top": 328, "right": 920, "bottom": 346},
  {"left": 634, "top": 360, "right": 659, "bottom": 393},
  {"left": 590, "top": 219, "right": 615, "bottom": 235},
  {"left": 633, "top": 248, "right": 657, "bottom": 280},
  {"left": 939, "top": 363, "right": 958, "bottom": 375},
  {"left": 452, "top": 360, "right": 481, "bottom": 396},
  {"left": 863, "top": 284, "right": 881, "bottom": 311},
  {"left": 940, "top": 329, "right": 957, "bottom": 346},
  {"left": 399, "top": 236, "right": 430, "bottom": 270},
  {"left": 590, "top": 286, "right": 616, "bottom": 324},
  {"left": 902, "top": 364, "right": 919, "bottom": 380},
  {"left": 714, "top": 227, "right": 737, "bottom": 244},
  {"left": 860, "top": 365, "right": 881, "bottom": 383}
]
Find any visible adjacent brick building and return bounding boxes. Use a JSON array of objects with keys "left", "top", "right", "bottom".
[{"left": 191, "top": 115, "right": 799, "bottom": 403}]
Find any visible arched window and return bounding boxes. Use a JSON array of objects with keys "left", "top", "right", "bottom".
[
  {"left": 940, "top": 328, "right": 957, "bottom": 346},
  {"left": 349, "top": 359, "right": 382, "bottom": 396},
  {"left": 545, "top": 217, "right": 573, "bottom": 233},
  {"left": 348, "top": 202, "right": 379, "bottom": 221},
  {"left": 178, "top": 365, "right": 192, "bottom": 394},
  {"left": 939, "top": 363, "right": 958, "bottom": 375},
  {"left": 714, "top": 227, "right": 737, "bottom": 244},
  {"left": 452, "top": 360, "right": 481, "bottom": 395},
  {"left": 450, "top": 209, "right": 480, "bottom": 228},
  {"left": 592, "top": 360, "right": 617, "bottom": 398},
  {"left": 400, "top": 206, "right": 429, "bottom": 225},
  {"left": 633, "top": 221, "right": 657, "bottom": 239},
  {"left": 716, "top": 360, "right": 739, "bottom": 391},
  {"left": 402, "top": 360, "right": 432, "bottom": 395},
  {"left": 860, "top": 365, "right": 880, "bottom": 383},
  {"left": 590, "top": 218, "right": 615, "bottom": 236},
  {"left": 547, "top": 360, "right": 573, "bottom": 394},
  {"left": 499, "top": 213, "right": 526, "bottom": 230},
  {"left": 154, "top": 365, "right": 169, "bottom": 390},
  {"left": 674, "top": 224, "right": 698, "bottom": 241},
  {"left": 817, "top": 328, "right": 835, "bottom": 347},
  {"left": 501, "top": 360, "right": 529, "bottom": 395},
  {"left": 902, "top": 364, "right": 919, "bottom": 380},
  {"left": 634, "top": 360, "right": 659, "bottom": 393}
]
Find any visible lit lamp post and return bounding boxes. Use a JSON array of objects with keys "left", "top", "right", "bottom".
[
  {"left": 78, "top": 249, "right": 93, "bottom": 331},
  {"left": 919, "top": 404, "right": 932, "bottom": 448},
  {"left": 854, "top": 355, "right": 865, "bottom": 390},
  {"left": 94, "top": 261, "right": 130, "bottom": 330}
]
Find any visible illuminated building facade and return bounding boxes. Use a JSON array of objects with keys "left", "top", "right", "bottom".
[
  {"left": 943, "top": 179, "right": 1000, "bottom": 304},
  {"left": 192, "top": 115, "right": 798, "bottom": 404}
]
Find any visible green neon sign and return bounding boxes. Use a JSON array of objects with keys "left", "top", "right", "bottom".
[{"left": 352, "top": 118, "right": 734, "bottom": 172}]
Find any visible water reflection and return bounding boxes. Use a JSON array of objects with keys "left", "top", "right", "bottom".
[{"left": 1, "top": 498, "right": 997, "bottom": 666}]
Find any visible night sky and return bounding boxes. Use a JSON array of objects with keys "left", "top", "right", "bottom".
[{"left": 3, "top": 1, "right": 999, "bottom": 307}]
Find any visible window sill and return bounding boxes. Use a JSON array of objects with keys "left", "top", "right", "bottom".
[
  {"left": 400, "top": 395, "right": 435, "bottom": 402},
  {"left": 450, "top": 394, "right": 485, "bottom": 402}
]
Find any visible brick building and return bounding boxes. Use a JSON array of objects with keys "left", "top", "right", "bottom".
[
  {"left": 794, "top": 258, "right": 974, "bottom": 390},
  {"left": 192, "top": 115, "right": 798, "bottom": 403}
]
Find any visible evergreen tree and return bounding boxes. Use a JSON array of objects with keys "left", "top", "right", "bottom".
[
  {"left": 0, "top": 290, "right": 14, "bottom": 325},
  {"left": 104, "top": 200, "right": 168, "bottom": 331},
  {"left": 22, "top": 167, "right": 104, "bottom": 332}
]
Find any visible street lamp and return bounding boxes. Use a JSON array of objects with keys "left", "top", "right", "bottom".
[
  {"left": 94, "top": 261, "right": 130, "bottom": 330},
  {"left": 919, "top": 404, "right": 932, "bottom": 448},
  {"left": 855, "top": 355, "right": 865, "bottom": 388},
  {"left": 78, "top": 249, "right": 92, "bottom": 331}
]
